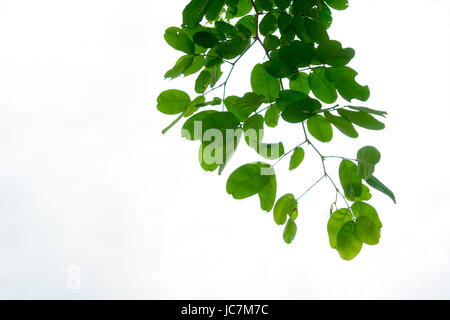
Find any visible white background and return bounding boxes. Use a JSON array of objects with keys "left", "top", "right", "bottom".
[{"left": 0, "top": 0, "right": 449, "bottom": 299}]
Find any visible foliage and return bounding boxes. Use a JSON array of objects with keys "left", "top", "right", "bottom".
[{"left": 156, "top": 0, "right": 396, "bottom": 260}]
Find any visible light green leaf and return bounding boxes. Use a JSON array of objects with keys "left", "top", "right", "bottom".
[
  {"left": 339, "top": 160, "right": 362, "bottom": 201},
  {"left": 244, "top": 114, "right": 264, "bottom": 147},
  {"left": 226, "top": 162, "right": 277, "bottom": 212},
  {"left": 357, "top": 146, "right": 381, "bottom": 179},
  {"left": 324, "top": 111, "right": 358, "bottom": 138},
  {"left": 326, "top": 67, "right": 370, "bottom": 102},
  {"left": 225, "top": 93, "right": 265, "bottom": 121},
  {"left": 273, "top": 193, "right": 298, "bottom": 225},
  {"left": 183, "top": 0, "right": 213, "bottom": 28},
  {"left": 289, "top": 147, "right": 305, "bottom": 170},
  {"left": 289, "top": 72, "right": 310, "bottom": 94},
  {"left": 309, "top": 68, "right": 338, "bottom": 104},
  {"left": 164, "top": 56, "right": 194, "bottom": 80},
  {"left": 183, "top": 56, "right": 205, "bottom": 76},
  {"left": 157, "top": 89, "right": 191, "bottom": 115},
  {"left": 307, "top": 115, "right": 333, "bottom": 142},
  {"left": 347, "top": 106, "right": 387, "bottom": 117},
  {"left": 195, "top": 69, "right": 211, "bottom": 93},
  {"left": 182, "top": 110, "right": 218, "bottom": 140},
  {"left": 336, "top": 221, "right": 362, "bottom": 260},
  {"left": 251, "top": 64, "right": 281, "bottom": 103},
  {"left": 327, "top": 208, "right": 353, "bottom": 248},
  {"left": 264, "top": 104, "right": 281, "bottom": 128},
  {"left": 257, "top": 142, "right": 285, "bottom": 160},
  {"left": 164, "top": 27, "right": 195, "bottom": 55},
  {"left": 346, "top": 184, "right": 372, "bottom": 202},
  {"left": 283, "top": 218, "right": 297, "bottom": 244},
  {"left": 366, "top": 176, "right": 396, "bottom": 204},
  {"left": 355, "top": 215, "right": 380, "bottom": 245},
  {"left": 352, "top": 201, "right": 382, "bottom": 228}
]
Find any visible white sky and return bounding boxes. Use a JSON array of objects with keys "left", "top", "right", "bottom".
[{"left": 0, "top": 0, "right": 449, "bottom": 299}]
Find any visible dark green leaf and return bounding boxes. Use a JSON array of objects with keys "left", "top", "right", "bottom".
[
  {"left": 201, "top": 111, "right": 240, "bottom": 136},
  {"left": 324, "top": 111, "right": 358, "bottom": 138},
  {"left": 157, "top": 89, "right": 191, "bottom": 115},
  {"left": 225, "top": 93, "right": 265, "bottom": 121},
  {"left": 366, "top": 176, "right": 396, "bottom": 204},
  {"left": 327, "top": 208, "right": 353, "bottom": 248},
  {"left": 183, "top": 0, "right": 213, "bottom": 28},
  {"left": 274, "top": 193, "right": 298, "bottom": 225},
  {"left": 305, "top": 19, "right": 329, "bottom": 43},
  {"left": 263, "top": 51, "right": 296, "bottom": 78},
  {"left": 255, "top": 0, "right": 274, "bottom": 11},
  {"left": 336, "top": 221, "right": 362, "bottom": 260},
  {"left": 325, "top": 0, "right": 349, "bottom": 10},
  {"left": 215, "top": 21, "right": 239, "bottom": 38},
  {"left": 251, "top": 63, "right": 281, "bottom": 102},
  {"left": 309, "top": 68, "right": 338, "bottom": 104},
  {"left": 260, "top": 14, "right": 278, "bottom": 36},
  {"left": 195, "top": 69, "right": 211, "bottom": 93},
  {"left": 338, "top": 109, "right": 385, "bottom": 130},
  {"left": 236, "top": 15, "right": 256, "bottom": 37},
  {"left": 164, "top": 27, "right": 195, "bottom": 54},
  {"left": 339, "top": 160, "right": 362, "bottom": 201},
  {"left": 307, "top": 114, "right": 333, "bottom": 142},
  {"left": 264, "top": 35, "right": 280, "bottom": 51},
  {"left": 315, "top": 40, "right": 355, "bottom": 67},
  {"left": 326, "top": 67, "right": 370, "bottom": 102},
  {"left": 244, "top": 114, "right": 264, "bottom": 147},
  {"left": 274, "top": 0, "right": 291, "bottom": 10},
  {"left": 277, "top": 12, "right": 293, "bottom": 33},
  {"left": 193, "top": 31, "right": 219, "bottom": 48},
  {"left": 289, "top": 147, "right": 305, "bottom": 170},
  {"left": 281, "top": 96, "right": 322, "bottom": 123},
  {"left": 279, "top": 40, "right": 315, "bottom": 68},
  {"left": 283, "top": 218, "right": 297, "bottom": 244},
  {"left": 236, "top": 0, "right": 253, "bottom": 17},
  {"left": 216, "top": 38, "right": 250, "bottom": 59},
  {"left": 276, "top": 90, "right": 308, "bottom": 111},
  {"left": 357, "top": 146, "right": 381, "bottom": 179},
  {"left": 205, "top": 0, "right": 225, "bottom": 21}
]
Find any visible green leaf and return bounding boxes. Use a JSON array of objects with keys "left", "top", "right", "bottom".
[
  {"left": 225, "top": 93, "right": 265, "bottom": 121},
  {"left": 357, "top": 146, "right": 381, "bottom": 179},
  {"left": 157, "top": 89, "right": 191, "bottom": 115},
  {"left": 281, "top": 96, "right": 322, "bottom": 123},
  {"left": 264, "top": 104, "right": 281, "bottom": 128},
  {"left": 315, "top": 40, "right": 355, "bottom": 67},
  {"left": 289, "top": 147, "right": 305, "bottom": 170},
  {"left": 184, "top": 95, "right": 206, "bottom": 117},
  {"left": 205, "top": 0, "right": 225, "bottom": 21},
  {"left": 216, "top": 38, "right": 250, "bottom": 59},
  {"left": 244, "top": 114, "right": 264, "bottom": 147},
  {"left": 183, "top": 56, "right": 205, "bottom": 76},
  {"left": 164, "top": 27, "right": 195, "bottom": 55},
  {"left": 352, "top": 201, "right": 382, "bottom": 228},
  {"left": 226, "top": 162, "right": 277, "bottom": 212},
  {"left": 236, "top": 15, "right": 256, "bottom": 37},
  {"left": 195, "top": 69, "right": 211, "bottom": 93},
  {"left": 199, "top": 142, "right": 220, "bottom": 171},
  {"left": 346, "top": 184, "right": 372, "bottom": 202},
  {"left": 236, "top": 0, "right": 252, "bottom": 17},
  {"left": 257, "top": 142, "right": 285, "bottom": 160},
  {"left": 327, "top": 208, "right": 353, "bottom": 248},
  {"left": 274, "top": 0, "right": 291, "bottom": 10},
  {"left": 336, "top": 221, "right": 362, "bottom": 261},
  {"left": 273, "top": 193, "right": 298, "bottom": 225},
  {"left": 305, "top": 19, "right": 329, "bottom": 43},
  {"left": 164, "top": 56, "right": 194, "bottom": 80},
  {"left": 366, "top": 176, "right": 396, "bottom": 204},
  {"left": 338, "top": 109, "right": 385, "bottom": 130},
  {"left": 324, "top": 111, "right": 358, "bottom": 138},
  {"left": 263, "top": 51, "right": 296, "bottom": 78},
  {"left": 347, "top": 106, "right": 387, "bottom": 118},
  {"left": 251, "top": 64, "right": 281, "bottom": 103},
  {"left": 325, "top": 0, "right": 349, "bottom": 10},
  {"left": 277, "top": 12, "right": 293, "bottom": 34},
  {"left": 193, "top": 31, "right": 219, "bottom": 48},
  {"left": 276, "top": 90, "right": 308, "bottom": 111},
  {"left": 355, "top": 215, "right": 380, "bottom": 245},
  {"left": 182, "top": 110, "right": 218, "bottom": 140},
  {"left": 201, "top": 111, "right": 240, "bottom": 136},
  {"left": 339, "top": 160, "right": 362, "bottom": 201},
  {"left": 260, "top": 14, "right": 278, "bottom": 36},
  {"left": 264, "top": 35, "right": 280, "bottom": 51},
  {"left": 283, "top": 218, "right": 297, "bottom": 244},
  {"left": 183, "top": 0, "right": 213, "bottom": 28},
  {"left": 289, "top": 72, "right": 310, "bottom": 94},
  {"left": 255, "top": 0, "right": 274, "bottom": 11},
  {"left": 326, "top": 67, "right": 370, "bottom": 102},
  {"left": 307, "top": 115, "right": 333, "bottom": 142},
  {"left": 309, "top": 68, "right": 338, "bottom": 104},
  {"left": 279, "top": 40, "right": 315, "bottom": 68}
]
